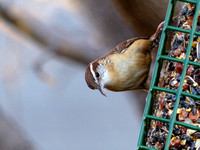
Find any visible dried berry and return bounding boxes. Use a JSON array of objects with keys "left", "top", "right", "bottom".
[
  {"left": 170, "top": 138, "right": 181, "bottom": 148},
  {"left": 180, "top": 127, "right": 187, "bottom": 134},
  {"left": 174, "top": 62, "right": 183, "bottom": 73},
  {"left": 156, "top": 121, "right": 163, "bottom": 128},
  {"left": 182, "top": 83, "right": 188, "bottom": 90},
  {"left": 179, "top": 109, "right": 189, "bottom": 121},
  {"left": 187, "top": 65, "right": 194, "bottom": 76},
  {"left": 187, "top": 16, "right": 194, "bottom": 26},
  {"left": 189, "top": 109, "right": 199, "bottom": 122},
  {"left": 159, "top": 99, "right": 165, "bottom": 110}
]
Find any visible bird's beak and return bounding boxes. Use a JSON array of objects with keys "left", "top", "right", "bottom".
[{"left": 97, "top": 85, "right": 107, "bottom": 97}]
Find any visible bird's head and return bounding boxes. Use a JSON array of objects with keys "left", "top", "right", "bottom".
[{"left": 85, "top": 61, "right": 108, "bottom": 96}]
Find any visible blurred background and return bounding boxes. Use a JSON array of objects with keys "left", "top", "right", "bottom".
[{"left": 0, "top": 0, "right": 182, "bottom": 150}]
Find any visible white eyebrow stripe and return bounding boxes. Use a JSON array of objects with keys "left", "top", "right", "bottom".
[{"left": 90, "top": 63, "right": 98, "bottom": 83}]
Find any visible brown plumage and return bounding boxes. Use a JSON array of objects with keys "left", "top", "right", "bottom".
[{"left": 85, "top": 21, "right": 164, "bottom": 96}]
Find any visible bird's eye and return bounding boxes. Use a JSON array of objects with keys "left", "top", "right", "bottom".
[{"left": 95, "top": 72, "right": 100, "bottom": 78}]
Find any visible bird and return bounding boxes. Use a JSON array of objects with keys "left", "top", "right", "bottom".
[{"left": 85, "top": 22, "right": 164, "bottom": 96}]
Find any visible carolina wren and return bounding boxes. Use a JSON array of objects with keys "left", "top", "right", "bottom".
[{"left": 85, "top": 22, "right": 164, "bottom": 96}]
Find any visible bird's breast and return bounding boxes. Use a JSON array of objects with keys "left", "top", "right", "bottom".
[{"left": 105, "top": 40, "right": 152, "bottom": 91}]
